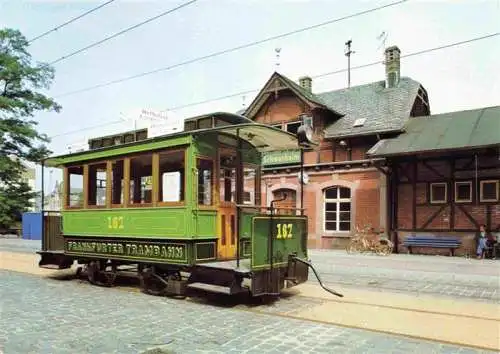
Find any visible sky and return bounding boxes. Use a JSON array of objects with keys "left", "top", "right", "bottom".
[{"left": 1, "top": 0, "right": 499, "bottom": 193}]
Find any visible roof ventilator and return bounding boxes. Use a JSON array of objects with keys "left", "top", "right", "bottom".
[{"left": 353, "top": 118, "right": 366, "bottom": 127}]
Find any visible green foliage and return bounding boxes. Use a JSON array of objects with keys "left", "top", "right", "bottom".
[
  {"left": 0, "top": 28, "right": 61, "bottom": 228},
  {"left": 0, "top": 180, "right": 34, "bottom": 227}
]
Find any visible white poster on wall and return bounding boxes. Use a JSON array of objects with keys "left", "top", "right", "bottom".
[{"left": 162, "top": 172, "right": 181, "bottom": 202}]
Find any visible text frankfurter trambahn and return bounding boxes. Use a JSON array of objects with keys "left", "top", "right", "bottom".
[{"left": 65, "top": 240, "right": 186, "bottom": 261}]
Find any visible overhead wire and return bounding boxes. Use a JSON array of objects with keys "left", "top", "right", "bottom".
[
  {"left": 47, "top": 32, "right": 499, "bottom": 139},
  {"left": 28, "top": 0, "right": 117, "bottom": 43},
  {"left": 166, "top": 32, "right": 500, "bottom": 111},
  {"left": 53, "top": 0, "right": 410, "bottom": 98},
  {"left": 48, "top": 0, "right": 199, "bottom": 66}
]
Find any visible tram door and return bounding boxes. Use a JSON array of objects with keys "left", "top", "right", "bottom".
[{"left": 217, "top": 148, "right": 237, "bottom": 260}]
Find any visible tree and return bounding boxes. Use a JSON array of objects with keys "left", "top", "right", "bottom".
[{"left": 0, "top": 28, "right": 61, "bottom": 228}]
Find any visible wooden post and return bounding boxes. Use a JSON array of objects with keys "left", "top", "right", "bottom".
[
  {"left": 450, "top": 158, "right": 455, "bottom": 230},
  {"left": 83, "top": 165, "right": 89, "bottom": 209},
  {"left": 152, "top": 153, "right": 159, "bottom": 206},
  {"left": 123, "top": 158, "right": 130, "bottom": 206},
  {"left": 393, "top": 161, "right": 399, "bottom": 253},
  {"left": 41, "top": 160, "right": 45, "bottom": 250},
  {"left": 106, "top": 161, "right": 112, "bottom": 209},
  {"left": 63, "top": 167, "right": 69, "bottom": 209},
  {"left": 412, "top": 158, "right": 417, "bottom": 230}
]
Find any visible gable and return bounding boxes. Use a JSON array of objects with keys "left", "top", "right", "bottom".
[
  {"left": 253, "top": 91, "right": 306, "bottom": 125},
  {"left": 243, "top": 72, "right": 338, "bottom": 120}
]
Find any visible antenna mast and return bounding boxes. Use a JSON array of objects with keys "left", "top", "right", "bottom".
[
  {"left": 275, "top": 47, "right": 281, "bottom": 70},
  {"left": 377, "top": 31, "right": 388, "bottom": 51},
  {"left": 344, "top": 40, "right": 355, "bottom": 88}
]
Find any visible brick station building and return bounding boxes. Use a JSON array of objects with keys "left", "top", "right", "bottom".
[{"left": 238, "top": 46, "right": 432, "bottom": 249}]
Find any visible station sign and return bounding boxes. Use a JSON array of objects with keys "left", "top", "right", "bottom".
[{"left": 262, "top": 149, "right": 301, "bottom": 166}]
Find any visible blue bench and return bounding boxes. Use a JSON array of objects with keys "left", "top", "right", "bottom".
[{"left": 403, "top": 236, "right": 462, "bottom": 256}]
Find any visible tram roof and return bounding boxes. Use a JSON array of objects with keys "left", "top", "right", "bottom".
[{"left": 44, "top": 121, "right": 301, "bottom": 167}]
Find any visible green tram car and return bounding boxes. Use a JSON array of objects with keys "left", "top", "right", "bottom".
[{"left": 38, "top": 112, "right": 341, "bottom": 298}]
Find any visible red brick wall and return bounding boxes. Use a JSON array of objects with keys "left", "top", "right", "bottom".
[
  {"left": 355, "top": 176, "right": 380, "bottom": 229},
  {"left": 263, "top": 169, "right": 383, "bottom": 249},
  {"left": 252, "top": 88, "right": 385, "bottom": 249}
]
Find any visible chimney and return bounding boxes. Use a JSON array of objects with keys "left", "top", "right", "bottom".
[
  {"left": 384, "top": 46, "right": 401, "bottom": 88},
  {"left": 299, "top": 76, "right": 312, "bottom": 92}
]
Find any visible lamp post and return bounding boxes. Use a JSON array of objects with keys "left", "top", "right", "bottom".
[{"left": 297, "top": 116, "right": 315, "bottom": 216}]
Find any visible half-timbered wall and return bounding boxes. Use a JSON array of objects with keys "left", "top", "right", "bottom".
[{"left": 393, "top": 152, "right": 500, "bottom": 255}]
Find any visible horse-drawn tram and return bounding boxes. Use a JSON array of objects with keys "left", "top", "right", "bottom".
[{"left": 38, "top": 112, "right": 341, "bottom": 298}]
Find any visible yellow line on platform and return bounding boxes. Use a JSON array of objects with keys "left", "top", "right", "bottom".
[
  {"left": 287, "top": 283, "right": 500, "bottom": 321},
  {"left": 242, "top": 307, "right": 499, "bottom": 352}
]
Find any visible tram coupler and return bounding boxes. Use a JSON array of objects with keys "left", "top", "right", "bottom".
[{"left": 289, "top": 254, "right": 344, "bottom": 298}]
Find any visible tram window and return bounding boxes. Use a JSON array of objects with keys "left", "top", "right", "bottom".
[
  {"left": 67, "top": 166, "right": 83, "bottom": 208},
  {"left": 130, "top": 154, "right": 152, "bottom": 205},
  {"left": 230, "top": 191, "right": 252, "bottom": 204},
  {"left": 88, "top": 162, "right": 107, "bottom": 206},
  {"left": 286, "top": 121, "right": 301, "bottom": 135},
  {"left": 197, "top": 159, "right": 213, "bottom": 206},
  {"left": 219, "top": 168, "right": 235, "bottom": 203},
  {"left": 243, "top": 167, "right": 257, "bottom": 205},
  {"left": 198, "top": 117, "right": 212, "bottom": 129},
  {"left": 111, "top": 160, "right": 124, "bottom": 205},
  {"left": 219, "top": 150, "right": 236, "bottom": 203},
  {"left": 159, "top": 150, "right": 185, "bottom": 203}
]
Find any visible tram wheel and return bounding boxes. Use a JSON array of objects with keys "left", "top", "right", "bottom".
[
  {"left": 87, "top": 260, "right": 117, "bottom": 287},
  {"left": 139, "top": 267, "right": 168, "bottom": 296}
]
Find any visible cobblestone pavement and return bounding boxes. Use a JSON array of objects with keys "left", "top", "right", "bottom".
[
  {"left": 307, "top": 249, "right": 500, "bottom": 303},
  {"left": 0, "top": 238, "right": 40, "bottom": 254},
  {"left": 1, "top": 239, "right": 499, "bottom": 302},
  {"left": 0, "top": 270, "right": 495, "bottom": 354}
]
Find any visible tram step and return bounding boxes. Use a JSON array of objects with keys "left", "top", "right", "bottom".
[{"left": 187, "top": 282, "right": 232, "bottom": 295}]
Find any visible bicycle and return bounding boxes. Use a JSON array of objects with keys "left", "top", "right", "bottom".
[{"left": 346, "top": 225, "right": 393, "bottom": 256}]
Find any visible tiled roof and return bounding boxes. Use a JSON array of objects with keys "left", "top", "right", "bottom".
[
  {"left": 238, "top": 73, "right": 424, "bottom": 139},
  {"left": 318, "top": 77, "right": 422, "bottom": 138},
  {"left": 278, "top": 74, "right": 341, "bottom": 113},
  {"left": 367, "top": 106, "right": 500, "bottom": 157}
]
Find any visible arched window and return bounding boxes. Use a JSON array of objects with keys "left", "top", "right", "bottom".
[
  {"left": 272, "top": 188, "right": 296, "bottom": 215},
  {"left": 324, "top": 186, "right": 351, "bottom": 232}
]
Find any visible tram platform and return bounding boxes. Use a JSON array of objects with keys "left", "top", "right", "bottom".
[{"left": 283, "top": 283, "right": 500, "bottom": 351}]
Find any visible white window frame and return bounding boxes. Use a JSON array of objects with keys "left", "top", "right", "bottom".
[
  {"left": 454, "top": 181, "right": 472, "bottom": 203},
  {"left": 430, "top": 182, "right": 447, "bottom": 204},
  {"left": 285, "top": 121, "right": 302, "bottom": 135},
  {"left": 323, "top": 187, "right": 351, "bottom": 233},
  {"left": 480, "top": 180, "right": 499, "bottom": 202}
]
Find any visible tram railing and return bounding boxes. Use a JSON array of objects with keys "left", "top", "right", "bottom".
[{"left": 234, "top": 201, "right": 307, "bottom": 269}]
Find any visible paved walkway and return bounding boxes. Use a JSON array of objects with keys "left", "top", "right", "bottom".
[
  {"left": 307, "top": 249, "right": 500, "bottom": 303},
  {"left": 1, "top": 239, "right": 499, "bottom": 302},
  {"left": 0, "top": 270, "right": 496, "bottom": 354}
]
